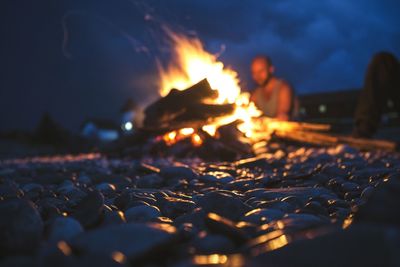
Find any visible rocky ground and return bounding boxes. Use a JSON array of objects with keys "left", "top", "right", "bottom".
[{"left": 1, "top": 144, "right": 400, "bottom": 266}]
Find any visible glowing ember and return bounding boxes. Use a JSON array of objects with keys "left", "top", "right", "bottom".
[{"left": 158, "top": 33, "right": 262, "bottom": 145}]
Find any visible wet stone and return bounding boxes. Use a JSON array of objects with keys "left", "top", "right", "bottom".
[
  {"left": 77, "top": 174, "right": 92, "bottom": 185},
  {"left": 242, "top": 208, "right": 285, "bottom": 224},
  {"left": 249, "top": 224, "right": 400, "bottom": 267},
  {"left": 199, "top": 172, "right": 234, "bottom": 184},
  {"left": 160, "top": 196, "right": 195, "bottom": 219},
  {"left": 95, "top": 183, "right": 116, "bottom": 196},
  {"left": 136, "top": 174, "right": 164, "bottom": 188},
  {"left": 0, "top": 199, "right": 44, "bottom": 255},
  {"left": 71, "top": 223, "right": 177, "bottom": 262},
  {"left": 255, "top": 200, "right": 294, "bottom": 213},
  {"left": 302, "top": 201, "right": 329, "bottom": 217},
  {"left": 268, "top": 213, "right": 328, "bottom": 232},
  {"left": 205, "top": 213, "right": 248, "bottom": 244},
  {"left": 124, "top": 205, "right": 161, "bottom": 223},
  {"left": 360, "top": 186, "right": 375, "bottom": 200},
  {"left": 113, "top": 191, "right": 132, "bottom": 210},
  {"left": 192, "top": 233, "right": 236, "bottom": 254},
  {"left": 174, "top": 208, "right": 207, "bottom": 230},
  {"left": 101, "top": 207, "right": 126, "bottom": 226},
  {"left": 72, "top": 190, "right": 104, "bottom": 228},
  {"left": 160, "top": 166, "right": 198, "bottom": 180},
  {"left": 0, "top": 184, "right": 23, "bottom": 200},
  {"left": 47, "top": 216, "right": 83, "bottom": 242},
  {"left": 245, "top": 187, "right": 336, "bottom": 203},
  {"left": 1, "top": 145, "right": 400, "bottom": 265},
  {"left": 341, "top": 182, "right": 360, "bottom": 192},
  {"left": 22, "top": 183, "right": 44, "bottom": 199},
  {"left": 91, "top": 174, "right": 132, "bottom": 187},
  {"left": 354, "top": 174, "right": 400, "bottom": 226},
  {"left": 280, "top": 196, "right": 304, "bottom": 210},
  {"left": 196, "top": 191, "right": 250, "bottom": 221}
]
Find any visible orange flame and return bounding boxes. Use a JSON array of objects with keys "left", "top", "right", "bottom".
[{"left": 158, "top": 33, "right": 262, "bottom": 146}]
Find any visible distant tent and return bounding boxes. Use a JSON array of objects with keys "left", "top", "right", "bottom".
[{"left": 81, "top": 118, "right": 120, "bottom": 142}]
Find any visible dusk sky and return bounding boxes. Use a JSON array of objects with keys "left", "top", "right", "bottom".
[{"left": 1, "top": 0, "right": 399, "bottom": 131}]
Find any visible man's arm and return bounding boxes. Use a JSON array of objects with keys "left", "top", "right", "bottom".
[{"left": 276, "top": 83, "right": 293, "bottom": 121}]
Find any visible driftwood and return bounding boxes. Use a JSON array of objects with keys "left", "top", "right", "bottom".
[
  {"left": 143, "top": 79, "right": 234, "bottom": 131},
  {"left": 253, "top": 117, "right": 331, "bottom": 132},
  {"left": 246, "top": 117, "right": 395, "bottom": 151},
  {"left": 273, "top": 130, "right": 397, "bottom": 151},
  {"left": 142, "top": 79, "right": 395, "bottom": 152}
]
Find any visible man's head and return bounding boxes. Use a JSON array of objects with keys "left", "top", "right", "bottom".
[{"left": 251, "top": 55, "right": 275, "bottom": 86}]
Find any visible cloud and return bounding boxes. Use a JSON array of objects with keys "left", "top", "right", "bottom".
[{"left": 0, "top": 0, "right": 399, "bottom": 131}]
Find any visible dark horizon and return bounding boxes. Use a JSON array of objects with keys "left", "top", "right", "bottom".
[{"left": 1, "top": 0, "right": 399, "bottom": 132}]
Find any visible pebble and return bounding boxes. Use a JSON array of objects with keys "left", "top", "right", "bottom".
[
  {"left": 72, "top": 190, "right": 104, "bottom": 228},
  {"left": 160, "top": 196, "right": 195, "bottom": 219},
  {"left": 47, "top": 217, "right": 84, "bottom": 242},
  {"left": 136, "top": 174, "right": 164, "bottom": 188},
  {"left": 22, "top": 183, "right": 44, "bottom": 199},
  {"left": 124, "top": 205, "right": 161, "bottom": 223},
  {"left": 71, "top": 223, "right": 177, "bottom": 262},
  {"left": 360, "top": 186, "right": 375, "bottom": 200},
  {"left": 0, "top": 199, "right": 43, "bottom": 255},
  {"left": 200, "top": 172, "right": 234, "bottom": 184},
  {"left": 101, "top": 207, "right": 126, "bottom": 226},
  {"left": 354, "top": 174, "right": 400, "bottom": 226},
  {"left": 205, "top": 213, "right": 248, "bottom": 244},
  {"left": 192, "top": 233, "right": 236, "bottom": 254},
  {"left": 197, "top": 191, "right": 250, "bottom": 221},
  {"left": 242, "top": 208, "right": 285, "bottom": 224},
  {"left": 0, "top": 145, "right": 399, "bottom": 265},
  {"left": 0, "top": 184, "right": 23, "bottom": 199}
]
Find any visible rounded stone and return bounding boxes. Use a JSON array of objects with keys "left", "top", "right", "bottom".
[
  {"left": 242, "top": 208, "right": 285, "bottom": 224},
  {"left": 124, "top": 205, "right": 161, "bottom": 223},
  {"left": 0, "top": 199, "right": 44, "bottom": 255},
  {"left": 47, "top": 217, "right": 83, "bottom": 242}
]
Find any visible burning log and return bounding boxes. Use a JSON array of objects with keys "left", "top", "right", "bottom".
[{"left": 143, "top": 79, "right": 234, "bottom": 131}]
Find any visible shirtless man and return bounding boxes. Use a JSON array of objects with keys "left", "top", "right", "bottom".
[{"left": 250, "top": 55, "right": 295, "bottom": 120}]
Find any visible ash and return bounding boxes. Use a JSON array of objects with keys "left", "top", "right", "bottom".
[{"left": 1, "top": 144, "right": 400, "bottom": 267}]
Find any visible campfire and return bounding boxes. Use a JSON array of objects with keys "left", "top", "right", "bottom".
[
  {"left": 146, "top": 33, "right": 262, "bottom": 144},
  {"left": 132, "top": 33, "right": 396, "bottom": 159}
]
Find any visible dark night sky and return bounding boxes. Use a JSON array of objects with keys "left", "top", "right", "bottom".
[{"left": 0, "top": 0, "right": 399, "bottom": 132}]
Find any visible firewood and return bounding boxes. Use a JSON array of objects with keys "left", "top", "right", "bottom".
[
  {"left": 253, "top": 117, "right": 331, "bottom": 132},
  {"left": 338, "top": 136, "right": 397, "bottom": 151},
  {"left": 274, "top": 130, "right": 396, "bottom": 151},
  {"left": 143, "top": 78, "right": 235, "bottom": 131}
]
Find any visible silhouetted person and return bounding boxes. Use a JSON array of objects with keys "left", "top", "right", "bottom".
[
  {"left": 353, "top": 52, "right": 400, "bottom": 138},
  {"left": 250, "top": 55, "right": 295, "bottom": 120}
]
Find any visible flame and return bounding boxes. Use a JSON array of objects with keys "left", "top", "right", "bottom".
[
  {"left": 158, "top": 33, "right": 263, "bottom": 146},
  {"left": 158, "top": 33, "right": 241, "bottom": 104}
]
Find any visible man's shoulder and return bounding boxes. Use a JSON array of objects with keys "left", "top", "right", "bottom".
[
  {"left": 276, "top": 78, "right": 294, "bottom": 92},
  {"left": 276, "top": 78, "right": 291, "bottom": 88}
]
